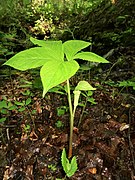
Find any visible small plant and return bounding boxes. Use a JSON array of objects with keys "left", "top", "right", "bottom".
[
  {"left": 61, "top": 148, "right": 77, "bottom": 178},
  {"left": 0, "top": 117, "right": 7, "bottom": 123},
  {"left": 55, "top": 120, "right": 64, "bottom": 128},
  {"left": 48, "top": 164, "right": 57, "bottom": 171},
  {"left": 119, "top": 80, "right": 135, "bottom": 90},
  {"left": 14, "top": 98, "right": 32, "bottom": 112},
  {"left": 57, "top": 106, "right": 68, "bottom": 117},
  {"left": 0, "top": 96, "right": 32, "bottom": 123},
  {"left": 3, "top": 37, "right": 109, "bottom": 158},
  {"left": 24, "top": 124, "right": 31, "bottom": 133}
]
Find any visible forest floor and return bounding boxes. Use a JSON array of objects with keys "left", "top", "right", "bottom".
[{"left": 0, "top": 47, "right": 135, "bottom": 180}]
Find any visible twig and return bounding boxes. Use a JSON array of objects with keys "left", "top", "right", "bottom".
[
  {"left": 78, "top": 97, "right": 88, "bottom": 127},
  {"left": 6, "top": 128, "right": 10, "bottom": 141}
]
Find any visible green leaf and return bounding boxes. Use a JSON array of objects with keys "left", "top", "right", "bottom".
[
  {"left": 32, "top": 110, "right": 36, "bottom": 114},
  {"left": 8, "top": 105, "right": 17, "bottom": 110},
  {"left": 48, "top": 86, "right": 65, "bottom": 95},
  {"left": 25, "top": 98, "right": 31, "bottom": 105},
  {"left": 1, "top": 96, "right": 7, "bottom": 101},
  {"left": 30, "top": 37, "right": 63, "bottom": 61},
  {"left": 119, "top": 80, "right": 135, "bottom": 88},
  {"left": 0, "top": 100, "right": 7, "bottom": 109},
  {"left": 74, "top": 52, "right": 109, "bottom": 63},
  {"left": 80, "top": 64, "right": 91, "bottom": 71},
  {"left": 87, "top": 91, "right": 93, "bottom": 96},
  {"left": 63, "top": 40, "right": 91, "bottom": 61},
  {"left": 7, "top": 101, "right": 13, "bottom": 108},
  {"left": 0, "top": 117, "right": 7, "bottom": 123},
  {"left": 30, "top": 37, "right": 61, "bottom": 47},
  {"left": 57, "top": 108, "right": 66, "bottom": 116},
  {"left": 4, "top": 45, "right": 64, "bottom": 71},
  {"left": 67, "top": 156, "right": 78, "bottom": 177},
  {"left": 61, "top": 148, "right": 69, "bottom": 174},
  {"left": 18, "top": 107, "right": 25, "bottom": 112},
  {"left": 75, "top": 81, "right": 96, "bottom": 91},
  {"left": 24, "top": 124, "right": 31, "bottom": 131},
  {"left": 40, "top": 60, "right": 79, "bottom": 97},
  {"left": 22, "top": 90, "right": 31, "bottom": 96},
  {"left": 14, "top": 101, "right": 24, "bottom": 106},
  {"left": 78, "top": 103, "right": 85, "bottom": 107},
  {"left": 87, "top": 98, "right": 97, "bottom": 104},
  {"left": 61, "top": 148, "right": 77, "bottom": 177},
  {"left": 55, "top": 120, "right": 64, "bottom": 128},
  {"left": 4, "top": 47, "right": 46, "bottom": 70},
  {"left": 1, "top": 109, "right": 8, "bottom": 114}
]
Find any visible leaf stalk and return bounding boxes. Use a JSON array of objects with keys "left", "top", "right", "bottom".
[{"left": 66, "top": 79, "right": 74, "bottom": 158}]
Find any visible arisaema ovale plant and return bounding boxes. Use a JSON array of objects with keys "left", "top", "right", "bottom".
[{"left": 3, "top": 37, "right": 109, "bottom": 158}]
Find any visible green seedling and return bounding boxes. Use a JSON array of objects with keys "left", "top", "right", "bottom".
[
  {"left": 61, "top": 148, "right": 77, "bottom": 177},
  {"left": 22, "top": 90, "right": 31, "bottom": 96},
  {"left": 0, "top": 97, "right": 32, "bottom": 123},
  {"left": 14, "top": 97, "right": 31, "bottom": 112},
  {"left": 24, "top": 124, "right": 31, "bottom": 133},
  {"left": 57, "top": 106, "right": 68, "bottom": 116},
  {"left": 0, "top": 117, "right": 7, "bottom": 123},
  {"left": 55, "top": 120, "right": 64, "bottom": 128},
  {"left": 49, "top": 85, "right": 66, "bottom": 95},
  {"left": 19, "top": 79, "right": 33, "bottom": 88},
  {"left": 0, "top": 98, "right": 16, "bottom": 117},
  {"left": 48, "top": 164, "right": 57, "bottom": 171},
  {"left": 81, "top": 90, "right": 97, "bottom": 105},
  {"left": 119, "top": 80, "right": 135, "bottom": 90},
  {"left": 31, "top": 109, "right": 37, "bottom": 114},
  {"left": 3, "top": 37, "right": 109, "bottom": 158},
  {"left": 0, "top": 99, "right": 9, "bottom": 114},
  {"left": 57, "top": 108, "right": 66, "bottom": 116}
]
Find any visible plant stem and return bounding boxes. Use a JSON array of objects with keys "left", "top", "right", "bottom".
[
  {"left": 78, "top": 97, "right": 88, "bottom": 127},
  {"left": 25, "top": 106, "right": 35, "bottom": 129},
  {"left": 66, "top": 79, "right": 74, "bottom": 158}
]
